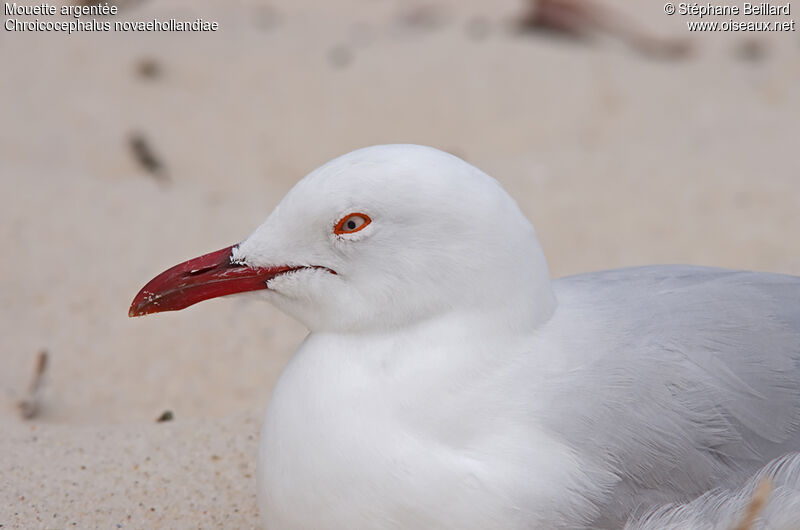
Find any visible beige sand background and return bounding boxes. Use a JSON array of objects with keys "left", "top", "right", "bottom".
[{"left": 1, "top": 0, "right": 798, "bottom": 527}]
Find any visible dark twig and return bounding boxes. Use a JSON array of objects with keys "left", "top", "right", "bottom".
[
  {"left": 135, "top": 57, "right": 162, "bottom": 80},
  {"left": 18, "top": 350, "right": 48, "bottom": 420},
  {"left": 128, "top": 131, "right": 169, "bottom": 183},
  {"left": 518, "top": 0, "right": 691, "bottom": 59}
]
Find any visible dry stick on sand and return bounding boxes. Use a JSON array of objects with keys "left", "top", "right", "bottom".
[
  {"left": 136, "top": 57, "right": 162, "bottom": 80},
  {"left": 156, "top": 410, "right": 174, "bottom": 423},
  {"left": 128, "top": 131, "right": 169, "bottom": 184},
  {"left": 518, "top": 0, "right": 691, "bottom": 59},
  {"left": 18, "top": 349, "right": 48, "bottom": 420},
  {"left": 733, "top": 477, "right": 773, "bottom": 530}
]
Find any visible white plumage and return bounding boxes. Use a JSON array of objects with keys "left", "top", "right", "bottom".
[
  {"left": 628, "top": 452, "right": 800, "bottom": 529},
  {"left": 138, "top": 145, "right": 800, "bottom": 528}
]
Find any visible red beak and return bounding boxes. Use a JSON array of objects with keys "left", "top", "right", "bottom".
[{"left": 129, "top": 245, "right": 298, "bottom": 317}]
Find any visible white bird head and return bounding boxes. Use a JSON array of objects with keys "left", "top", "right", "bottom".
[{"left": 130, "top": 145, "right": 555, "bottom": 333}]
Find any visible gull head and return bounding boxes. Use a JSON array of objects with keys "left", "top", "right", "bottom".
[{"left": 130, "top": 145, "right": 555, "bottom": 332}]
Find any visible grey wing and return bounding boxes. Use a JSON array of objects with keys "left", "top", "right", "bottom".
[
  {"left": 625, "top": 452, "right": 800, "bottom": 530},
  {"left": 547, "top": 266, "right": 800, "bottom": 525}
]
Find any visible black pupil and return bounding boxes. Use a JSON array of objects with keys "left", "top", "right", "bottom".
[{"left": 346, "top": 220, "right": 357, "bottom": 230}]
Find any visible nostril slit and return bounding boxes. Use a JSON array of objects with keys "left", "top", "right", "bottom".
[{"left": 186, "top": 265, "right": 215, "bottom": 276}]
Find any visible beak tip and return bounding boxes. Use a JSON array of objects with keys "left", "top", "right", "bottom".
[
  {"left": 128, "top": 299, "right": 145, "bottom": 318},
  {"left": 129, "top": 289, "right": 157, "bottom": 318}
]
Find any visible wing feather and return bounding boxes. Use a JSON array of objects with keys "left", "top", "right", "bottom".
[
  {"left": 545, "top": 266, "right": 800, "bottom": 524},
  {"left": 626, "top": 452, "right": 800, "bottom": 530}
]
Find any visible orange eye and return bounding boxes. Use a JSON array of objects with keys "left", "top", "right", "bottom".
[{"left": 334, "top": 213, "right": 371, "bottom": 235}]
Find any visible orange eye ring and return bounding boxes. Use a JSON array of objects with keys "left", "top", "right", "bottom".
[{"left": 334, "top": 213, "right": 372, "bottom": 235}]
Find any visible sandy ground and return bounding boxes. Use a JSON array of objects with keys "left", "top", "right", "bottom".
[{"left": 1, "top": 0, "right": 799, "bottom": 527}]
